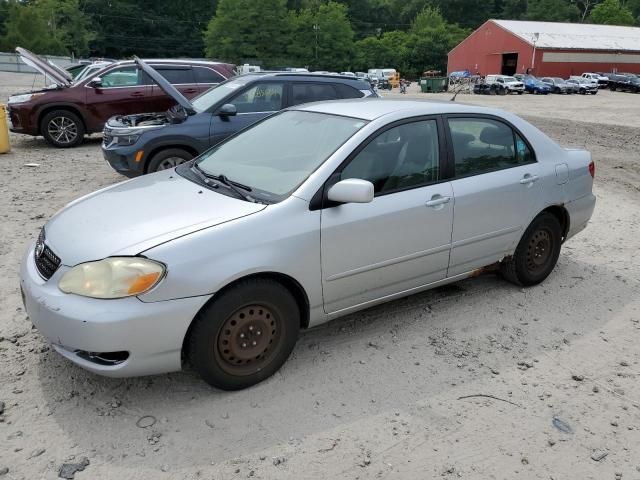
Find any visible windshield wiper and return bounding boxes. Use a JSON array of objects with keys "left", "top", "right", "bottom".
[{"left": 190, "top": 163, "right": 257, "bottom": 203}]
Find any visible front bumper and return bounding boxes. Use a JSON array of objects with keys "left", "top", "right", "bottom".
[
  {"left": 102, "top": 142, "right": 145, "bottom": 178},
  {"left": 20, "top": 242, "right": 212, "bottom": 377},
  {"left": 7, "top": 104, "right": 34, "bottom": 134}
]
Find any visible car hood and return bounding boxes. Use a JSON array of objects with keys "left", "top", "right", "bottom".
[
  {"left": 44, "top": 170, "right": 266, "bottom": 266},
  {"left": 134, "top": 56, "right": 195, "bottom": 114},
  {"left": 16, "top": 47, "right": 72, "bottom": 87}
]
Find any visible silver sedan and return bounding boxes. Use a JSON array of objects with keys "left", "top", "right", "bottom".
[{"left": 20, "top": 100, "right": 596, "bottom": 390}]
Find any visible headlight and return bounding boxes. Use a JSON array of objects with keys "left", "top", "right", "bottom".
[
  {"left": 8, "top": 93, "right": 43, "bottom": 104},
  {"left": 59, "top": 257, "right": 165, "bottom": 299},
  {"left": 114, "top": 134, "right": 141, "bottom": 146}
]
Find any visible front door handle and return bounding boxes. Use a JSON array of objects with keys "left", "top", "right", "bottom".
[
  {"left": 130, "top": 91, "right": 145, "bottom": 97},
  {"left": 520, "top": 174, "right": 539, "bottom": 185},
  {"left": 426, "top": 195, "right": 451, "bottom": 207}
]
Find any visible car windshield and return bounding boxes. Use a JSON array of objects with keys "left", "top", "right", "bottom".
[
  {"left": 195, "top": 110, "right": 367, "bottom": 201},
  {"left": 191, "top": 76, "right": 254, "bottom": 112},
  {"left": 553, "top": 78, "right": 564, "bottom": 83},
  {"left": 503, "top": 76, "right": 517, "bottom": 82}
]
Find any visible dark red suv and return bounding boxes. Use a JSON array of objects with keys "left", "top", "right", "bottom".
[{"left": 7, "top": 48, "right": 234, "bottom": 147}]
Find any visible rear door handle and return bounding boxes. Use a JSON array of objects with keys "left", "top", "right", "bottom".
[
  {"left": 184, "top": 88, "right": 197, "bottom": 94},
  {"left": 130, "top": 91, "right": 145, "bottom": 97},
  {"left": 520, "top": 174, "right": 539, "bottom": 184},
  {"left": 426, "top": 195, "right": 451, "bottom": 207}
]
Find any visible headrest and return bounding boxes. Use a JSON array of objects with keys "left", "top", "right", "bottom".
[{"left": 479, "top": 126, "right": 512, "bottom": 147}]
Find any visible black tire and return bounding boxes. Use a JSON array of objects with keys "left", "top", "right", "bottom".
[
  {"left": 147, "top": 148, "right": 194, "bottom": 173},
  {"left": 580, "top": 89, "right": 586, "bottom": 95},
  {"left": 517, "top": 91, "right": 523, "bottom": 95},
  {"left": 40, "top": 110, "right": 84, "bottom": 148},
  {"left": 187, "top": 278, "right": 300, "bottom": 390},
  {"left": 500, "top": 212, "right": 562, "bottom": 287}
]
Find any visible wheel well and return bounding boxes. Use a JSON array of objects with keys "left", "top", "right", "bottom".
[
  {"left": 38, "top": 106, "right": 87, "bottom": 135},
  {"left": 144, "top": 144, "right": 199, "bottom": 173},
  {"left": 181, "top": 272, "right": 311, "bottom": 360},
  {"left": 542, "top": 205, "right": 570, "bottom": 241}
]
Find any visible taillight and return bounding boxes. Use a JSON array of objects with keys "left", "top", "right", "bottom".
[{"left": 588, "top": 161, "right": 595, "bottom": 178}]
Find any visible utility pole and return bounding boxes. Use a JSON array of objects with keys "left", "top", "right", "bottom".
[{"left": 313, "top": 23, "right": 320, "bottom": 68}]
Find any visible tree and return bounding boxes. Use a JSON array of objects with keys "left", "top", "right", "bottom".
[
  {"left": 0, "top": 1, "right": 66, "bottom": 54},
  {"left": 204, "top": 0, "right": 290, "bottom": 66},
  {"left": 526, "top": 0, "right": 581, "bottom": 21},
  {"left": 501, "top": 0, "right": 528, "bottom": 19},
  {"left": 38, "top": 0, "right": 93, "bottom": 57},
  {"left": 289, "top": 1, "right": 354, "bottom": 70},
  {"left": 589, "top": 0, "right": 635, "bottom": 23},
  {"left": 408, "top": 7, "right": 468, "bottom": 74},
  {"left": 84, "top": 0, "right": 215, "bottom": 59}
]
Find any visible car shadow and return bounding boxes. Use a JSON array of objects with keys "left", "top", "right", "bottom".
[{"left": 34, "top": 255, "right": 637, "bottom": 469}]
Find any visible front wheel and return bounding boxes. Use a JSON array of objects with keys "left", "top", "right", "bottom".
[
  {"left": 500, "top": 213, "right": 562, "bottom": 287},
  {"left": 41, "top": 110, "right": 85, "bottom": 148},
  {"left": 147, "top": 148, "right": 194, "bottom": 173},
  {"left": 187, "top": 279, "right": 300, "bottom": 390}
]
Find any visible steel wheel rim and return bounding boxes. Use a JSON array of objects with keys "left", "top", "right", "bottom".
[
  {"left": 157, "top": 157, "right": 187, "bottom": 170},
  {"left": 526, "top": 228, "right": 552, "bottom": 274},
  {"left": 216, "top": 304, "right": 281, "bottom": 376},
  {"left": 48, "top": 116, "right": 78, "bottom": 145}
]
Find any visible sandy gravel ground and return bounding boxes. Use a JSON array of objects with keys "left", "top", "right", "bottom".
[{"left": 1, "top": 72, "right": 639, "bottom": 480}]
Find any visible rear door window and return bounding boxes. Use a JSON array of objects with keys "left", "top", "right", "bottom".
[
  {"left": 194, "top": 67, "right": 226, "bottom": 84},
  {"left": 230, "top": 83, "right": 284, "bottom": 113},
  {"left": 447, "top": 118, "right": 535, "bottom": 178},
  {"left": 335, "top": 83, "right": 365, "bottom": 99},
  {"left": 290, "top": 83, "right": 339, "bottom": 106},
  {"left": 153, "top": 67, "right": 195, "bottom": 85}
]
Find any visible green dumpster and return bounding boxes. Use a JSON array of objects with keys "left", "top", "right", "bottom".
[{"left": 420, "top": 76, "right": 448, "bottom": 93}]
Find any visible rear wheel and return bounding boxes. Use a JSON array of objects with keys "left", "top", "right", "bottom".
[
  {"left": 501, "top": 213, "right": 562, "bottom": 287},
  {"left": 147, "top": 148, "right": 194, "bottom": 173},
  {"left": 41, "top": 110, "right": 84, "bottom": 148},
  {"left": 187, "top": 279, "right": 300, "bottom": 390}
]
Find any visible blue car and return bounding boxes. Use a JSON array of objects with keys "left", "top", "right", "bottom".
[
  {"left": 103, "top": 58, "right": 378, "bottom": 177},
  {"left": 524, "top": 78, "right": 551, "bottom": 95}
]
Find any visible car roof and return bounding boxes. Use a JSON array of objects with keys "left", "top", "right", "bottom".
[
  {"left": 239, "top": 71, "right": 370, "bottom": 82},
  {"left": 111, "top": 59, "right": 230, "bottom": 67},
  {"left": 291, "top": 98, "right": 508, "bottom": 121}
]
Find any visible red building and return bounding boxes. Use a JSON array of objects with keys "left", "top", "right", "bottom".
[{"left": 448, "top": 19, "right": 640, "bottom": 78}]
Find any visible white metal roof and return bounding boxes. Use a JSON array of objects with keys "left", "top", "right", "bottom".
[{"left": 493, "top": 19, "right": 640, "bottom": 52}]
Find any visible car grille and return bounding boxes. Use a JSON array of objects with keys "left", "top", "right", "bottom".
[
  {"left": 34, "top": 228, "right": 61, "bottom": 280},
  {"left": 103, "top": 132, "right": 114, "bottom": 147}
]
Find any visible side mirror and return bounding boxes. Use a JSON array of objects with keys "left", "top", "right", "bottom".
[
  {"left": 327, "top": 179, "right": 374, "bottom": 204},
  {"left": 218, "top": 103, "right": 237, "bottom": 117},
  {"left": 89, "top": 77, "right": 102, "bottom": 88}
]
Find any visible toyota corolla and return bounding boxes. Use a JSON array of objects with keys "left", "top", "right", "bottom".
[{"left": 20, "top": 100, "right": 596, "bottom": 390}]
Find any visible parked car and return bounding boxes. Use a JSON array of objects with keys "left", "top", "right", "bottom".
[
  {"left": 7, "top": 47, "right": 234, "bottom": 147},
  {"left": 72, "top": 61, "right": 113, "bottom": 82},
  {"left": 102, "top": 59, "right": 378, "bottom": 177},
  {"left": 581, "top": 72, "right": 608, "bottom": 87},
  {"left": 473, "top": 82, "right": 506, "bottom": 95},
  {"left": 540, "top": 77, "right": 573, "bottom": 94},
  {"left": 485, "top": 75, "right": 525, "bottom": 94},
  {"left": 21, "top": 99, "right": 596, "bottom": 389},
  {"left": 523, "top": 77, "right": 551, "bottom": 95},
  {"left": 565, "top": 78, "right": 598, "bottom": 95},
  {"left": 608, "top": 73, "right": 640, "bottom": 93}
]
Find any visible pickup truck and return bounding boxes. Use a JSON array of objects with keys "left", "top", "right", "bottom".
[
  {"left": 581, "top": 72, "right": 608, "bottom": 87},
  {"left": 485, "top": 74, "right": 525, "bottom": 94}
]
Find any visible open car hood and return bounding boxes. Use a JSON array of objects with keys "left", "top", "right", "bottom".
[
  {"left": 16, "top": 47, "right": 72, "bottom": 87},
  {"left": 134, "top": 56, "right": 195, "bottom": 114}
]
